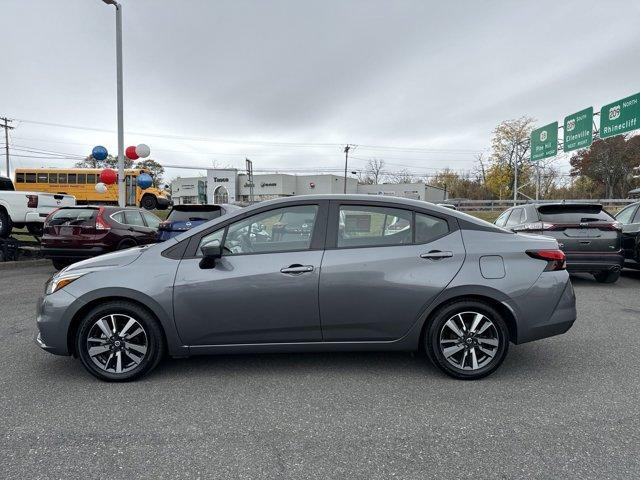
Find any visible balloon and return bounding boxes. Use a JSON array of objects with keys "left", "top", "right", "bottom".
[
  {"left": 95, "top": 182, "right": 107, "bottom": 194},
  {"left": 92, "top": 145, "right": 108, "bottom": 161},
  {"left": 125, "top": 146, "right": 139, "bottom": 160},
  {"left": 135, "top": 143, "right": 150, "bottom": 158},
  {"left": 137, "top": 173, "right": 153, "bottom": 189},
  {"left": 100, "top": 169, "right": 118, "bottom": 185}
]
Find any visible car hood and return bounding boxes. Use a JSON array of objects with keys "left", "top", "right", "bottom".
[{"left": 62, "top": 245, "right": 148, "bottom": 273}]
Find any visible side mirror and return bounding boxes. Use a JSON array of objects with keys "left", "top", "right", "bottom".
[{"left": 199, "top": 239, "right": 222, "bottom": 269}]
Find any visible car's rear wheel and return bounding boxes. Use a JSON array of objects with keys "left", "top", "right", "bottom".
[
  {"left": 425, "top": 300, "right": 509, "bottom": 380},
  {"left": 76, "top": 301, "right": 165, "bottom": 381},
  {"left": 593, "top": 270, "right": 620, "bottom": 283},
  {"left": 0, "top": 209, "right": 12, "bottom": 238}
]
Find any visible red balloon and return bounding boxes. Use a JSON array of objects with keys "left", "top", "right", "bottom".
[
  {"left": 125, "top": 145, "right": 139, "bottom": 160},
  {"left": 100, "top": 169, "right": 118, "bottom": 185}
]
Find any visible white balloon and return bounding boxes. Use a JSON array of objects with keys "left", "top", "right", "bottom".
[
  {"left": 95, "top": 182, "right": 108, "bottom": 194},
  {"left": 135, "top": 143, "right": 150, "bottom": 158}
]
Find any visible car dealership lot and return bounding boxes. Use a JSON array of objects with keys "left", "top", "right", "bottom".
[{"left": 1, "top": 265, "right": 640, "bottom": 479}]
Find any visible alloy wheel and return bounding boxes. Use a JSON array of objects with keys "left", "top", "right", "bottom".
[
  {"left": 86, "top": 314, "right": 148, "bottom": 374},
  {"left": 439, "top": 311, "right": 500, "bottom": 371}
]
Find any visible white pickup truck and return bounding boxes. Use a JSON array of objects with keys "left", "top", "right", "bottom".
[{"left": 0, "top": 176, "right": 76, "bottom": 238}]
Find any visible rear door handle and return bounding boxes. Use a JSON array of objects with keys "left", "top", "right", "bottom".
[
  {"left": 280, "top": 265, "right": 314, "bottom": 274},
  {"left": 420, "top": 250, "right": 453, "bottom": 260}
]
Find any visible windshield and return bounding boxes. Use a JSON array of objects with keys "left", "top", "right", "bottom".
[
  {"left": 536, "top": 205, "right": 613, "bottom": 223},
  {"left": 47, "top": 208, "right": 97, "bottom": 226},
  {"left": 168, "top": 208, "right": 222, "bottom": 222}
]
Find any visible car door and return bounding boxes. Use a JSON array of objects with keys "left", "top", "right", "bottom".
[
  {"left": 123, "top": 209, "right": 156, "bottom": 244},
  {"left": 141, "top": 210, "right": 162, "bottom": 243},
  {"left": 173, "top": 201, "right": 328, "bottom": 346},
  {"left": 318, "top": 201, "right": 465, "bottom": 341},
  {"left": 616, "top": 204, "right": 640, "bottom": 262}
]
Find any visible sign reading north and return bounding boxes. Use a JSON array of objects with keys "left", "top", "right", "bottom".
[
  {"left": 563, "top": 107, "right": 593, "bottom": 152},
  {"left": 531, "top": 121, "right": 558, "bottom": 161},
  {"left": 600, "top": 92, "right": 640, "bottom": 139}
]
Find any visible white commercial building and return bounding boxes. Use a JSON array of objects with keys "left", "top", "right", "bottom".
[{"left": 170, "top": 169, "right": 446, "bottom": 205}]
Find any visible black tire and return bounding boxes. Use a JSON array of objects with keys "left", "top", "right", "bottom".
[
  {"left": 593, "top": 270, "right": 620, "bottom": 284},
  {"left": 51, "top": 259, "right": 73, "bottom": 270},
  {"left": 75, "top": 301, "right": 165, "bottom": 382},
  {"left": 117, "top": 239, "right": 137, "bottom": 250},
  {"left": 140, "top": 195, "right": 157, "bottom": 210},
  {"left": 0, "top": 209, "right": 12, "bottom": 238},
  {"left": 26, "top": 223, "right": 44, "bottom": 237},
  {"left": 424, "top": 300, "right": 509, "bottom": 380}
]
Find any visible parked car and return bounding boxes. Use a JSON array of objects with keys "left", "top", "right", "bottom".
[
  {"left": 157, "top": 204, "right": 241, "bottom": 241},
  {"left": 0, "top": 176, "right": 75, "bottom": 238},
  {"left": 615, "top": 201, "right": 640, "bottom": 269},
  {"left": 36, "top": 195, "right": 576, "bottom": 382},
  {"left": 41, "top": 206, "right": 161, "bottom": 270},
  {"left": 495, "top": 203, "right": 623, "bottom": 283}
]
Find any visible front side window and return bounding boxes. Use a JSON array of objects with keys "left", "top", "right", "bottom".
[
  {"left": 615, "top": 205, "right": 636, "bottom": 225},
  {"left": 338, "top": 205, "right": 412, "bottom": 248},
  {"left": 216, "top": 204, "right": 318, "bottom": 255}
]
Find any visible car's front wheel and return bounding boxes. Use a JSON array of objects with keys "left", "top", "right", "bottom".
[
  {"left": 425, "top": 300, "right": 509, "bottom": 380},
  {"left": 76, "top": 301, "right": 165, "bottom": 381}
]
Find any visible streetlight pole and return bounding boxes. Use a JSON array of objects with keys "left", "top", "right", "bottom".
[{"left": 102, "top": 0, "right": 125, "bottom": 207}]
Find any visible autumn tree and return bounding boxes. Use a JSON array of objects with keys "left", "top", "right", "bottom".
[{"left": 136, "top": 158, "right": 165, "bottom": 188}]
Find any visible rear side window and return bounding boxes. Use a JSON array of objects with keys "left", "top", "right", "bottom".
[
  {"left": 495, "top": 210, "right": 510, "bottom": 227},
  {"left": 77, "top": 173, "right": 86, "bottom": 184},
  {"left": 506, "top": 208, "right": 524, "bottom": 226},
  {"left": 87, "top": 174, "right": 96, "bottom": 184},
  {"left": 124, "top": 210, "right": 146, "bottom": 227},
  {"left": 143, "top": 211, "right": 161, "bottom": 229},
  {"left": 58, "top": 173, "right": 67, "bottom": 184},
  {"left": 47, "top": 208, "right": 97, "bottom": 226},
  {"left": 338, "top": 206, "right": 412, "bottom": 248},
  {"left": 49, "top": 173, "right": 58, "bottom": 183},
  {"left": 415, "top": 213, "right": 449, "bottom": 243},
  {"left": 537, "top": 205, "right": 613, "bottom": 223}
]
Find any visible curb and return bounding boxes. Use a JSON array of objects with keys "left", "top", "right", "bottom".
[{"left": 0, "top": 259, "right": 52, "bottom": 271}]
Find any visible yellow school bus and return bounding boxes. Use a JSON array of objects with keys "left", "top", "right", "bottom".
[{"left": 14, "top": 168, "right": 170, "bottom": 210}]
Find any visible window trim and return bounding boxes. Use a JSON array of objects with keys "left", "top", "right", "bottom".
[
  {"left": 182, "top": 200, "right": 329, "bottom": 259},
  {"left": 325, "top": 200, "right": 455, "bottom": 250}
]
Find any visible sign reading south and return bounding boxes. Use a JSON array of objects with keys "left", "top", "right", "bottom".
[
  {"left": 600, "top": 92, "right": 640, "bottom": 139},
  {"left": 564, "top": 107, "right": 593, "bottom": 152},
  {"left": 531, "top": 121, "right": 558, "bottom": 161}
]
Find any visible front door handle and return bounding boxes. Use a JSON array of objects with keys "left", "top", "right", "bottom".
[
  {"left": 420, "top": 250, "right": 453, "bottom": 260},
  {"left": 280, "top": 264, "right": 314, "bottom": 274}
]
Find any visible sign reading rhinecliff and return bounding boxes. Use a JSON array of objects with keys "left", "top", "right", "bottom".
[{"left": 600, "top": 92, "right": 640, "bottom": 139}]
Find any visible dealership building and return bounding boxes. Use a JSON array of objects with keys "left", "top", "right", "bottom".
[{"left": 170, "top": 169, "right": 446, "bottom": 205}]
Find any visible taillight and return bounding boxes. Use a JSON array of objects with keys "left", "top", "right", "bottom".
[
  {"left": 26, "top": 195, "right": 38, "bottom": 208},
  {"left": 95, "top": 207, "right": 111, "bottom": 231},
  {"left": 526, "top": 249, "right": 566, "bottom": 271},
  {"left": 597, "top": 221, "right": 622, "bottom": 231},
  {"left": 516, "top": 222, "right": 555, "bottom": 231}
]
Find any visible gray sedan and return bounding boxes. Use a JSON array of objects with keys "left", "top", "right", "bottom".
[{"left": 36, "top": 195, "right": 576, "bottom": 381}]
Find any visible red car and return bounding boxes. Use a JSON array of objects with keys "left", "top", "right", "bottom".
[{"left": 41, "top": 206, "right": 161, "bottom": 270}]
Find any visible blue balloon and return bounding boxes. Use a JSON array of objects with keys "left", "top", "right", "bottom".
[
  {"left": 137, "top": 173, "right": 153, "bottom": 189},
  {"left": 92, "top": 145, "right": 108, "bottom": 161}
]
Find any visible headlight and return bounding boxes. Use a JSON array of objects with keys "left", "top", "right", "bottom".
[{"left": 45, "top": 273, "right": 84, "bottom": 295}]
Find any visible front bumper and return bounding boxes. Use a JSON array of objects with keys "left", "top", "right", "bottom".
[
  {"left": 565, "top": 251, "right": 624, "bottom": 272},
  {"left": 35, "top": 290, "right": 84, "bottom": 356},
  {"left": 41, "top": 246, "right": 108, "bottom": 259}
]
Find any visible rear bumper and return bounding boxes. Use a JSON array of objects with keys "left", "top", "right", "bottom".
[
  {"left": 565, "top": 251, "right": 624, "bottom": 272},
  {"left": 41, "top": 246, "right": 109, "bottom": 259},
  {"left": 156, "top": 197, "right": 171, "bottom": 210},
  {"left": 513, "top": 272, "right": 577, "bottom": 344}
]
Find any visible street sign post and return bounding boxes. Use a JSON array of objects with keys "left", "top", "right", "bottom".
[
  {"left": 531, "top": 121, "right": 558, "bottom": 161},
  {"left": 600, "top": 92, "right": 640, "bottom": 139},
  {"left": 563, "top": 107, "right": 593, "bottom": 152}
]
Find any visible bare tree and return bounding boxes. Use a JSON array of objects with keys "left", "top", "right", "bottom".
[{"left": 388, "top": 169, "right": 415, "bottom": 184}]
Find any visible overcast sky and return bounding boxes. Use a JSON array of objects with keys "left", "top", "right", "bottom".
[{"left": 2, "top": 0, "right": 639, "bottom": 182}]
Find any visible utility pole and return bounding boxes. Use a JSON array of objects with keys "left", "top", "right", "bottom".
[
  {"left": 1, "top": 117, "right": 14, "bottom": 178},
  {"left": 343, "top": 145, "right": 352, "bottom": 194}
]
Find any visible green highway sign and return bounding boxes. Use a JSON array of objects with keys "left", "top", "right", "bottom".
[
  {"left": 600, "top": 92, "right": 640, "bottom": 139},
  {"left": 531, "top": 121, "right": 558, "bottom": 161},
  {"left": 563, "top": 107, "right": 593, "bottom": 152}
]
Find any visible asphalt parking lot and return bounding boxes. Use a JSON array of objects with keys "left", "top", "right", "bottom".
[{"left": 1, "top": 265, "right": 640, "bottom": 479}]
